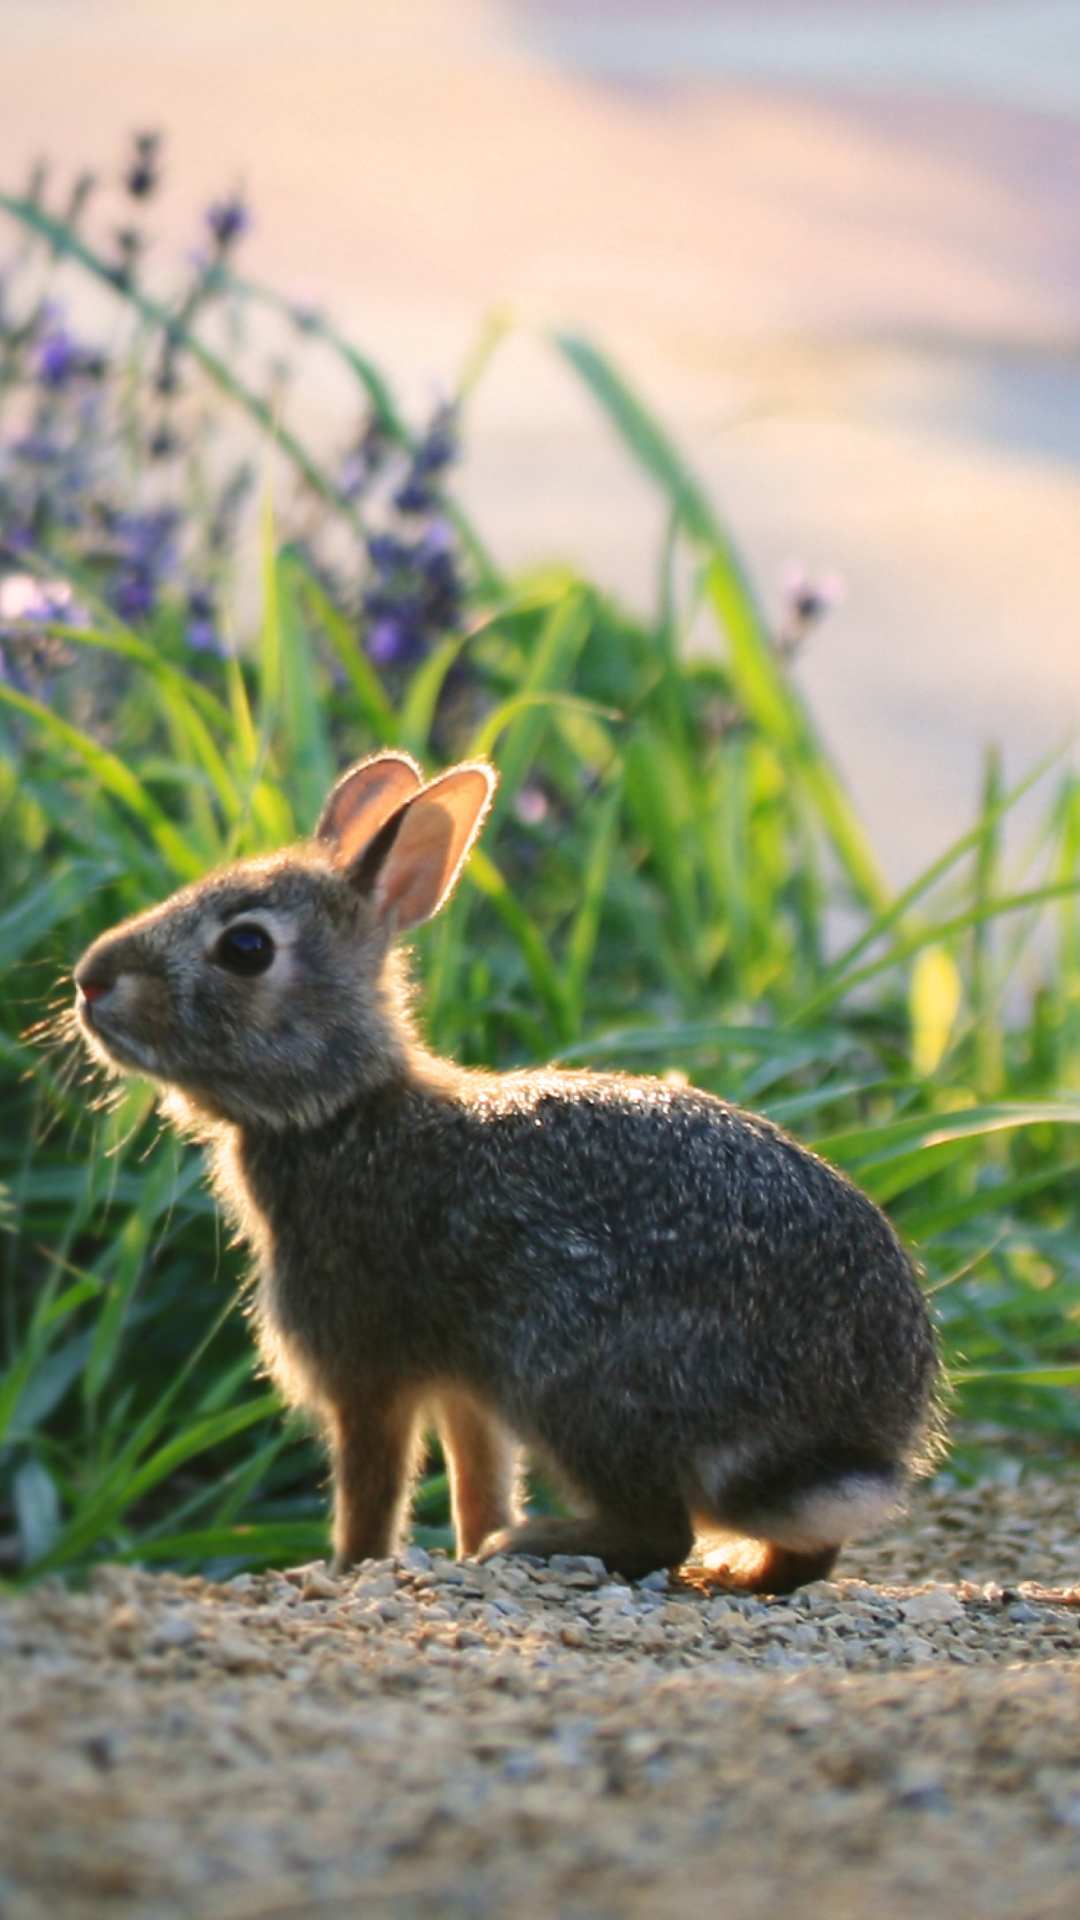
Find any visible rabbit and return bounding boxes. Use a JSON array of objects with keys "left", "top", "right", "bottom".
[{"left": 73, "top": 749, "right": 939, "bottom": 1591}]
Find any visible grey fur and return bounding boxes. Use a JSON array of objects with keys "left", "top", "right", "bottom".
[{"left": 73, "top": 752, "right": 939, "bottom": 1591}]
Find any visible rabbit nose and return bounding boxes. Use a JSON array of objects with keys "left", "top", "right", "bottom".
[{"left": 74, "top": 952, "right": 120, "bottom": 1004}]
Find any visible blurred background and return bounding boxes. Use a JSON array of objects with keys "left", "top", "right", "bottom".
[
  {"left": 8, "top": 1, "right": 1080, "bottom": 1573},
  {"left": 3, "top": 0, "right": 1080, "bottom": 880}
]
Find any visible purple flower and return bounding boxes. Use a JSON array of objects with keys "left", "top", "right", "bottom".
[
  {"left": 777, "top": 562, "right": 846, "bottom": 657},
  {"left": 148, "top": 422, "right": 179, "bottom": 459},
  {"left": 361, "top": 508, "right": 465, "bottom": 666},
  {"left": 392, "top": 476, "right": 436, "bottom": 515},
  {"left": 36, "top": 329, "right": 79, "bottom": 388},
  {"left": 0, "top": 573, "right": 84, "bottom": 626},
  {"left": 32, "top": 314, "right": 106, "bottom": 389},
  {"left": 367, "top": 615, "right": 420, "bottom": 665},
  {"left": 125, "top": 131, "right": 162, "bottom": 200},
  {"left": 337, "top": 421, "right": 389, "bottom": 503},
  {"left": 415, "top": 520, "right": 463, "bottom": 626},
  {"left": 114, "top": 228, "right": 144, "bottom": 278},
  {"left": 185, "top": 586, "right": 222, "bottom": 653},
  {"left": 392, "top": 403, "right": 458, "bottom": 515},
  {"left": 417, "top": 516, "right": 454, "bottom": 555},
  {"left": 120, "top": 509, "right": 177, "bottom": 568},
  {"left": 514, "top": 785, "right": 549, "bottom": 827},
  {"left": 113, "top": 573, "right": 155, "bottom": 622},
  {"left": 337, "top": 454, "right": 368, "bottom": 502},
  {"left": 0, "top": 575, "right": 84, "bottom": 694},
  {"left": 420, "top": 550, "right": 461, "bottom": 628},
  {"left": 109, "top": 509, "right": 178, "bottom": 625},
  {"left": 11, "top": 430, "right": 61, "bottom": 465},
  {"left": 206, "top": 196, "right": 250, "bottom": 251},
  {"left": 367, "top": 532, "right": 406, "bottom": 576},
  {"left": 35, "top": 326, "right": 98, "bottom": 389}
]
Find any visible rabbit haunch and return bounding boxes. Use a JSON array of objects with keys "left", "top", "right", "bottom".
[{"left": 74, "top": 750, "right": 938, "bottom": 1591}]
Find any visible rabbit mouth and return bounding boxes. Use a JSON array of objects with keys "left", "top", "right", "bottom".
[
  {"left": 77, "top": 999, "right": 161, "bottom": 1076},
  {"left": 102, "top": 1032, "right": 161, "bottom": 1074}
]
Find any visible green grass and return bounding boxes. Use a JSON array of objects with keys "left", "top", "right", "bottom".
[{"left": 2, "top": 174, "right": 1080, "bottom": 1584}]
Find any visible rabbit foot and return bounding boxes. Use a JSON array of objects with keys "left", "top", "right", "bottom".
[
  {"left": 478, "top": 1513, "right": 694, "bottom": 1582},
  {"left": 701, "top": 1538, "right": 840, "bottom": 1595}
]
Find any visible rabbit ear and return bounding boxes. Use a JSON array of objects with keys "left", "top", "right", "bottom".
[
  {"left": 355, "top": 763, "right": 497, "bottom": 931},
  {"left": 316, "top": 752, "right": 424, "bottom": 869}
]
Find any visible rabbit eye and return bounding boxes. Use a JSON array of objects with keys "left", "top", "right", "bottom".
[{"left": 215, "top": 923, "right": 275, "bottom": 976}]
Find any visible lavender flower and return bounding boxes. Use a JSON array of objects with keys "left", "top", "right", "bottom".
[
  {"left": 0, "top": 164, "right": 270, "bottom": 662},
  {"left": 366, "top": 533, "right": 405, "bottom": 576},
  {"left": 35, "top": 330, "right": 78, "bottom": 388},
  {"left": 362, "top": 515, "right": 464, "bottom": 668},
  {"left": 148, "top": 421, "right": 179, "bottom": 460},
  {"left": 124, "top": 132, "right": 161, "bottom": 201},
  {"left": 109, "top": 509, "right": 178, "bottom": 625},
  {"left": 0, "top": 155, "right": 474, "bottom": 701},
  {"left": 337, "top": 419, "right": 390, "bottom": 503},
  {"left": 777, "top": 562, "right": 846, "bottom": 659},
  {"left": 104, "top": 225, "right": 145, "bottom": 292},
  {"left": 10, "top": 428, "right": 61, "bottom": 466},
  {"left": 514, "top": 784, "right": 549, "bottom": 827},
  {"left": 0, "top": 574, "right": 83, "bottom": 692},
  {"left": 0, "top": 574, "right": 83, "bottom": 627},
  {"left": 206, "top": 196, "right": 250, "bottom": 252},
  {"left": 34, "top": 324, "right": 104, "bottom": 390},
  {"left": 113, "top": 228, "right": 144, "bottom": 282},
  {"left": 414, "top": 518, "right": 462, "bottom": 628},
  {"left": 367, "top": 614, "right": 419, "bottom": 665},
  {"left": 185, "top": 586, "right": 222, "bottom": 653},
  {"left": 392, "top": 402, "right": 458, "bottom": 515}
]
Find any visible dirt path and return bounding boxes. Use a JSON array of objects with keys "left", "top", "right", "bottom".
[{"left": 2, "top": 1476, "right": 1080, "bottom": 1918}]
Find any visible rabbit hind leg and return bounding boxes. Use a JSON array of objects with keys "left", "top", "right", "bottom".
[
  {"left": 693, "top": 1445, "right": 905, "bottom": 1594},
  {"left": 478, "top": 1506, "right": 694, "bottom": 1582},
  {"left": 436, "top": 1388, "right": 522, "bottom": 1557},
  {"left": 699, "top": 1535, "right": 839, "bottom": 1594}
]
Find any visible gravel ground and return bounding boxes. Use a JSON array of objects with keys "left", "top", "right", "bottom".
[{"left": 4, "top": 1477, "right": 1080, "bottom": 1920}]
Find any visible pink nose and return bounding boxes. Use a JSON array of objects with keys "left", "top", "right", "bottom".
[{"left": 79, "top": 979, "right": 111, "bottom": 1004}]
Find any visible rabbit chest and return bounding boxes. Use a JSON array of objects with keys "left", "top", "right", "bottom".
[{"left": 226, "top": 1121, "right": 444, "bottom": 1386}]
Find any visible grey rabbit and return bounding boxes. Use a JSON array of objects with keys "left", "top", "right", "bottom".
[{"left": 74, "top": 750, "right": 938, "bottom": 1590}]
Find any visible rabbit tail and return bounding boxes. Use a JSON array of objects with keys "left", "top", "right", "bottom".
[{"left": 690, "top": 1443, "right": 907, "bottom": 1593}]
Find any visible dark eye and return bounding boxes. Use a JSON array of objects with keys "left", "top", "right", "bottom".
[{"left": 215, "top": 923, "right": 275, "bottom": 976}]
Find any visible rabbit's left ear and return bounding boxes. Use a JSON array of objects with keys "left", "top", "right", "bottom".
[
  {"left": 316, "top": 751, "right": 424, "bottom": 868},
  {"left": 350, "top": 762, "right": 497, "bottom": 931}
]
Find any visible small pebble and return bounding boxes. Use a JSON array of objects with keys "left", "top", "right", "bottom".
[
  {"left": 299, "top": 1569, "right": 340, "bottom": 1602},
  {"left": 208, "top": 1633, "right": 275, "bottom": 1674},
  {"left": 151, "top": 1612, "right": 200, "bottom": 1651},
  {"left": 899, "top": 1588, "right": 965, "bottom": 1628}
]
